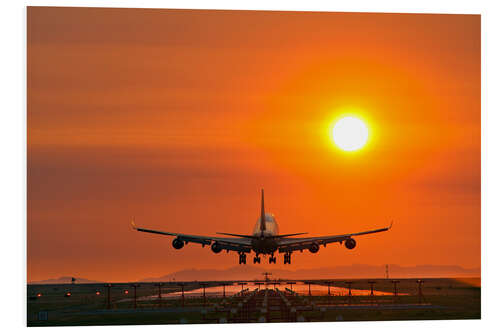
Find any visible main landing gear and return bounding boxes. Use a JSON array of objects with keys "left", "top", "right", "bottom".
[
  {"left": 283, "top": 252, "right": 292, "bottom": 265},
  {"left": 252, "top": 254, "right": 279, "bottom": 264},
  {"left": 238, "top": 252, "right": 247, "bottom": 265}
]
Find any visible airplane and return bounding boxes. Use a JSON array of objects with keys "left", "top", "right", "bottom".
[{"left": 131, "top": 189, "right": 392, "bottom": 265}]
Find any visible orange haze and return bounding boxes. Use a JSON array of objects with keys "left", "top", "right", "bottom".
[{"left": 27, "top": 7, "right": 480, "bottom": 282}]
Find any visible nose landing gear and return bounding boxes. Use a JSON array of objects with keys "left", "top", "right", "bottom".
[
  {"left": 283, "top": 252, "right": 292, "bottom": 265},
  {"left": 238, "top": 252, "right": 247, "bottom": 265}
]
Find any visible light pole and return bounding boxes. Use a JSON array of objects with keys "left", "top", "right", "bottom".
[
  {"left": 391, "top": 280, "right": 400, "bottom": 302},
  {"left": 154, "top": 283, "right": 163, "bottom": 308},
  {"left": 368, "top": 281, "right": 376, "bottom": 305},
  {"left": 345, "top": 281, "right": 353, "bottom": 305},
  {"left": 200, "top": 282, "right": 209, "bottom": 306},
  {"left": 326, "top": 281, "right": 333, "bottom": 296},
  {"left": 178, "top": 283, "right": 186, "bottom": 307},
  {"left": 238, "top": 282, "right": 247, "bottom": 295},
  {"left": 416, "top": 280, "right": 426, "bottom": 304},
  {"left": 106, "top": 284, "right": 112, "bottom": 309},
  {"left": 132, "top": 283, "right": 140, "bottom": 309},
  {"left": 222, "top": 283, "right": 231, "bottom": 299}
]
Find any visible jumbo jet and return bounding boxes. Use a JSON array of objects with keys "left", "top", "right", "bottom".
[{"left": 131, "top": 189, "right": 392, "bottom": 265}]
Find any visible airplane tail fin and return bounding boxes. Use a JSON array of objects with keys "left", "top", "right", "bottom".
[{"left": 260, "top": 189, "right": 266, "bottom": 232}]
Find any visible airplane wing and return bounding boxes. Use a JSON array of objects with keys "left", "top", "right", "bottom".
[
  {"left": 131, "top": 220, "right": 253, "bottom": 252},
  {"left": 277, "top": 222, "right": 392, "bottom": 253}
]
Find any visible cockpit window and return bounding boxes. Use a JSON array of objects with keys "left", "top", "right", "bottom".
[{"left": 265, "top": 213, "right": 275, "bottom": 222}]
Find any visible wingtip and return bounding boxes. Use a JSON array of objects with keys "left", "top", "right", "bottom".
[
  {"left": 389, "top": 221, "right": 394, "bottom": 229},
  {"left": 131, "top": 218, "right": 137, "bottom": 230}
]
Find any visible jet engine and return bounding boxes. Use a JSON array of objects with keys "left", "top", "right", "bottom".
[
  {"left": 309, "top": 242, "right": 320, "bottom": 253},
  {"left": 345, "top": 238, "right": 356, "bottom": 250},
  {"left": 211, "top": 242, "right": 223, "bottom": 254},
  {"left": 172, "top": 238, "right": 184, "bottom": 250}
]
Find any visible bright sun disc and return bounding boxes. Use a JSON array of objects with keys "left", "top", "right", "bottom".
[{"left": 331, "top": 116, "right": 369, "bottom": 151}]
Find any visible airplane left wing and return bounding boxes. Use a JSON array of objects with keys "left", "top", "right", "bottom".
[
  {"left": 277, "top": 222, "right": 392, "bottom": 253},
  {"left": 131, "top": 220, "right": 253, "bottom": 252}
]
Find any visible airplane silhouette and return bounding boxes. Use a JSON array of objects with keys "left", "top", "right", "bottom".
[{"left": 132, "top": 189, "right": 392, "bottom": 264}]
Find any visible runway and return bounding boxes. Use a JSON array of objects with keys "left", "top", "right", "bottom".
[{"left": 27, "top": 277, "right": 480, "bottom": 325}]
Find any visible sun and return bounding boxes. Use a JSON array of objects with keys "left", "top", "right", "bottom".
[{"left": 330, "top": 116, "right": 369, "bottom": 151}]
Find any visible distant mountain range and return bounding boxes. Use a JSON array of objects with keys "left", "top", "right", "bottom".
[
  {"left": 29, "top": 276, "right": 102, "bottom": 285},
  {"left": 138, "top": 264, "right": 480, "bottom": 282},
  {"left": 28, "top": 264, "right": 480, "bottom": 284}
]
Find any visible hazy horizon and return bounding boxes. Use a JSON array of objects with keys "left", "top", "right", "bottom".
[{"left": 28, "top": 263, "right": 481, "bottom": 284}]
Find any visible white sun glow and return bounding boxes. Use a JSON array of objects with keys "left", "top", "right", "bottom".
[{"left": 331, "top": 116, "right": 369, "bottom": 151}]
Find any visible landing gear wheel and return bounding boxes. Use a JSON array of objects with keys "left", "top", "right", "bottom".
[
  {"left": 269, "top": 256, "right": 276, "bottom": 264},
  {"left": 253, "top": 256, "right": 261, "bottom": 264},
  {"left": 284, "top": 253, "right": 292, "bottom": 264},
  {"left": 239, "top": 253, "right": 247, "bottom": 265}
]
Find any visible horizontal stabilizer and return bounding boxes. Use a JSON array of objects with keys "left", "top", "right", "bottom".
[
  {"left": 216, "top": 232, "right": 257, "bottom": 239},
  {"left": 271, "top": 233, "right": 308, "bottom": 238},
  {"left": 215, "top": 232, "right": 308, "bottom": 239}
]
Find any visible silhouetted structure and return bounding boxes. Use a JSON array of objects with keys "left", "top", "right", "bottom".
[
  {"left": 368, "top": 280, "right": 376, "bottom": 296},
  {"left": 325, "top": 281, "right": 333, "bottom": 296},
  {"left": 368, "top": 280, "right": 376, "bottom": 305},
  {"left": 416, "top": 280, "right": 426, "bottom": 304},
  {"left": 178, "top": 283, "right": 186, "bottom": 306},
  {"left": 105, "top": 284, "right": 112, "bottom": 309},
  {"left": 200, "top": 282, "right": 209, "bottom": 306},
  {"left": 345, "top": 281, "right": 353, "bottom": 304},
  {"left": 262, "top": 272, "right": 272, "bottom": 282},
  {"left": 131, "top": 284, "right": 139, "bottom": 309},
  {"left": 238, "top": 282, "right": 247, "bottom": 294},
  {"left": 303, "top": 281, "right": 314, "bottom": 297},
  {"left": 221, "top": 283, "right": 231, "bottom": 298},
  {"left": 154, "top": 283, "right": 163, "bottom": 307},
  {"left": 391, "top": 280, "right": 400, "bottom": 300}
]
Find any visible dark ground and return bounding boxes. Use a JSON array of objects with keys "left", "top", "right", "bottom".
[{"left": 27, "top": 277, "right": 480, "bottom": 326}]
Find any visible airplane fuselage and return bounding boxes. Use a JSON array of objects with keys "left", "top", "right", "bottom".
[
  {"left": 251, "top": 213, "right": 279, "bottom": 255},
  {"left": 251, "top": 237, "right": 279, "bottom": 254}
]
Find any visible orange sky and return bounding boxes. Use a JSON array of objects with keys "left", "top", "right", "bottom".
[{"left": 27, "top": 7, "right": 480, "bottom": 282}]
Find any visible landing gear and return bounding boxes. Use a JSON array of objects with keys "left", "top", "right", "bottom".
[
  {"left": 238, "top": 252, "right": 247, "bottom": 265},
  {"left": 284, "top": 252, "right": 292, "bottom": 265},
  {"left": 269, "top": 256, "right": 277, "bottom": 264},
  {"left": 253, "top": 256, "right": 261, "bottom": 264}
]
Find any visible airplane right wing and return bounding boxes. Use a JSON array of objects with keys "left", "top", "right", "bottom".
[
  {"left": 276, "top": 222, "right": 392, "bottom": 253},
  {"left": 131, "top": 220, "right": 253, "bottom": 253}
]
